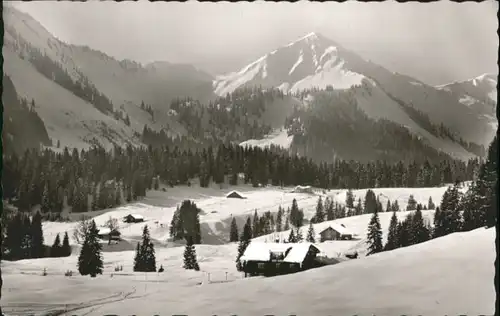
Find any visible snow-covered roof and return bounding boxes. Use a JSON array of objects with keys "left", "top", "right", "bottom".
[
  {"left": 282, "top": 242, "right": 320, "bottom": 264},
  {"left": 294, "top": 185, "right": 312, "bottom": 190},
  {"left": 124, "top": 214, "right": 144, "bottom": 220},
  {"left": 320, "top": 223, "right": 354, "bottom": 236},
  {"left": 240, "top": 242, "right": 321, "bottom": 263},
  {"left": 240, "top": 243, "right": 292, "bottom": 262},
  {"left": 97, "top": 227, "right": 111, "bottom": 235},
  {"left": 226, "top": 190, "right": 245, "bottom": 198}
]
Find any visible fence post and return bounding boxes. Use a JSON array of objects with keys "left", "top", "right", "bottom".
[
  {"left": 208, "top": 273, "right": 211, "bottom": 283},
  {"left": 225, "top": 272, "right": 228, "bottom": 281}
]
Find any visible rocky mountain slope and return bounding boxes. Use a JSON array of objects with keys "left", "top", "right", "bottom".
[
  {"left": 2, "top": 5, "right": 215, "bottom": 150},
  {"left": 3, "top": 6, "right": 495, "bottom": 163},
  {"left": 216, "top": 32, "right": 497, "bottom": 151},
  {"left": 436, "top": 73, "right": 497, "bottom": 130}
]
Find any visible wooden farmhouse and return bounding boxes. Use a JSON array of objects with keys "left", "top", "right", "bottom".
[
  {"left": 239, "top": 242, "right": 333, "bottom": 277},
  {"left": 97, "top": 227, "right": 121, "bottom": 241},
  {"left": 123, "top": 214, "right": 145, "bottom": 223},
  {"left": 318, "top": 223, "right": 354, "bottom": 241}
]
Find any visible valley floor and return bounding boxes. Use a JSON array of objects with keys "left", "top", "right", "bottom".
[
  {"left": 2, "top": 228, "right": 495, "bottom": 316},
  {"left": 2, "top": 182, "right": 494, "bottom": 315}
]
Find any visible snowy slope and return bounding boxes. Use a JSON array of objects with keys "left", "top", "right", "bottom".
[
  {"left": 216, "top": 32, "right": 495, "bottom": 147},
  {"left": 214, "top": 32, "right": 366, "bottom": 96},
  {"left": 2, "top": 5, "right": 212, "bottom": 149},
  {"left": 41, "top": 184, "right": 460, "bottom": 248},
  {"left": 239, "top": 128, "right": 294, "bottom": 150},
  {"left": 436, "top": 73, "right": 497, "bottom": 130},
  {"left": 3, "top": 49, "right": 139, "bottom": 149},
  {"left": 2, "top": 227, "right": 494, "bottom": 315}
]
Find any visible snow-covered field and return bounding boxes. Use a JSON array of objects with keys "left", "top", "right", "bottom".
[
  {"left": 41, "top": 184, "right": 463, "bottom": 247},
  {"left": 2, "top": 226, "right": 495, "bottom": 316},
  {"left": 239, "top": 128, "right": 294, "bottom": 150}
]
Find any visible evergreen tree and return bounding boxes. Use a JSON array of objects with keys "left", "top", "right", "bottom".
[
  {"left": 345, "top": 189, "right": 355, "bottom": 209},
  {"left": 289, "top": 199, "right": 304, "bottom": 228},
  {"left": 229, "top": 217, "right": 239, "bottom": 242},
  {"left": 236, "top": 217, "right": 252, "bottom": 271},
  {"left": 391, "top": 200, "right": 400, "bottom": 212},
  {"left": 439, "top": 183, "right": 463, "bottom": 236},
  {"left": 133, "top": 242, "right": 142, "bottom": 272},
  {"left": 314, "top": 196, "right": 324, "bottom": 223},
  {"left": 325, "top": 199, "right": 335, "bottom": 220},
  {"left": 364, "top": 190, "right": 377, "bottom": 214},
  {"left": 384, "top": 211, "right": 399, "bottom": 251},
  {"left": 355, "top": 198, "right": 363, "bottom": 216},
  {"left": 296, "top": 227, "right": 304, "bottom": 242},
  {"left": 252, "top": 210, "right": 260, "bottom": 238},
  {"left": 433, "top": 206, "right": 445, "bottom": 238},
  {"left": 276, "top": 206, "right": 283, "bottom": 232},
  {"left": 20, "top": 215, "right": 32, "bottom": 259},
  {"left": 406, "top": 195, "right": 417, "bottom": 211},
  {"left": 138, "top": 225, "right": 156, "bottom": 272},
  {"left": 61, "top": 232, "right": 71, "bottom": 257},
  {"left": 41, "top": 182, "right": 50, "bottom": 213},
  {"left": 183, "top": 236, "right": 200, "bottom": 271},
  {"left": 366, "top": 210, "right": 383, "bottom": 255},
  {"left": 287, "top": 228, "right": 296, "bottom": 243},
  {"left": 30, "top": 211, "right": 45, "bottom": 258},
  {"left": 50, "top": 233, "right": 62, "bottom": 257},
  {"left": 427, "top": 196, "right": 436, "bottom": 210},
  {"left": 386, "top": 200, "right": 391, "bottom": 212},
  {"left": 306, "top": 222, "right": 315, "bottom": 243},
  {"left": 410, "top": 205, "right": 430, "bottom": 245},
  {"left": 77, "top": 220, "right": 103, "bottom": 277}
]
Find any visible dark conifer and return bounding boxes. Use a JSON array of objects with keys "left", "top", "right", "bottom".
[
  {"left": 50, "top": 233, "right": 62, "bottom": 257},
  {"left": 183, "top": 236, "right": 200, "bottom": 271},
  {"left": 366, "top": 210, "right": 383, "bottom": 255},
  {"left": 61, "top": 232, "right": 71, "bottom": 257},
  {"left": 229, "top": 217, "right": 239, "bottom": 242},
  {"left": 306, "top": 222, "right": 315, "bottom": 243},
  {"left": 77, "top": 220, "right": 103, "bottom": 277},
  {"left": 384, "top": 211, "right": 399, "bottom": 251},
  {"left": 314, "top": 196, "right": 324, "bottom": 223},
  {"left": 276, "top": 206, "right": 284, "bottom": 232},
  {"left": 236, "top": 217, "right": 252, "bottom": 271},
  {"left": 30, "top": 211, "right": 45, "bottom": 258},
  {"left": 406, "top": 195, "right": 417, "bottom": 211}
]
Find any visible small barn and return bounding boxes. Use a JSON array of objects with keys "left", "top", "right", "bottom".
[
  {"left": 239, "top": 242, "right": 326, "bottom": 277},
  {"left": 292, "top": 185, "right": 314, "bottom": 194},
  {"left": 123, "top": 214, "right": 145, "bottom": 223},
  {"left": 319, "top": 223, "right": 354, "bottom": 241},
  {"left": 97, "top": 228, "right": 121, "bottom": 241},
  {"left": 226, "top": 190, "right": 246, "bottom": 199}
]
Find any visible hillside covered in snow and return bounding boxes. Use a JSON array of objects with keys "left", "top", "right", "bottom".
[{"left": 215, "top": 32, "right": 496, "bottom": 153}]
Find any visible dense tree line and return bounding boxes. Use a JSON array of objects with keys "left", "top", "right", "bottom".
[
  {"left": 382, "top": 88, "right": 486, "bottom": 157},
  {"left": 3, "top": 136, "right": 479, "bottom": 217},
  {"left": 167, "top": 87, "right": 282, "bottom": 144},
  {"left": 376, "top": 135, "right": 497, "bottom": 255},
  {"left": 2, "top": 75, "right": 51, "bottom": 155},
  {"left": 285, "top": 88, "right": 485, "bottom": 163},
  {"left": 2, "top": 210, "right": 71, "bottom": 261}
]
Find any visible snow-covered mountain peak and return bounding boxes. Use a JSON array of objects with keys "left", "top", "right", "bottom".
[{"left": 213, "top": 32, "right": 363, "bottom": 96}]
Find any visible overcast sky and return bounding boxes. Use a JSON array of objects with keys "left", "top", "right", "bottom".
[{"left": 13, "top": 1, "right": 498, "bottom": 85}]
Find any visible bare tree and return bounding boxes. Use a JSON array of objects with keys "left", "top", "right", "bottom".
[
  {"left": 105, "top": 216, "right": 119, "bottom": 232},
  {"left": 73, "top": 216, "right": 92, "bottom": 244}
]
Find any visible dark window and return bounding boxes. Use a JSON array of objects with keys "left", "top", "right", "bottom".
[{"left": 270, "top": 252, "right": 285, "bottom": 261}]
